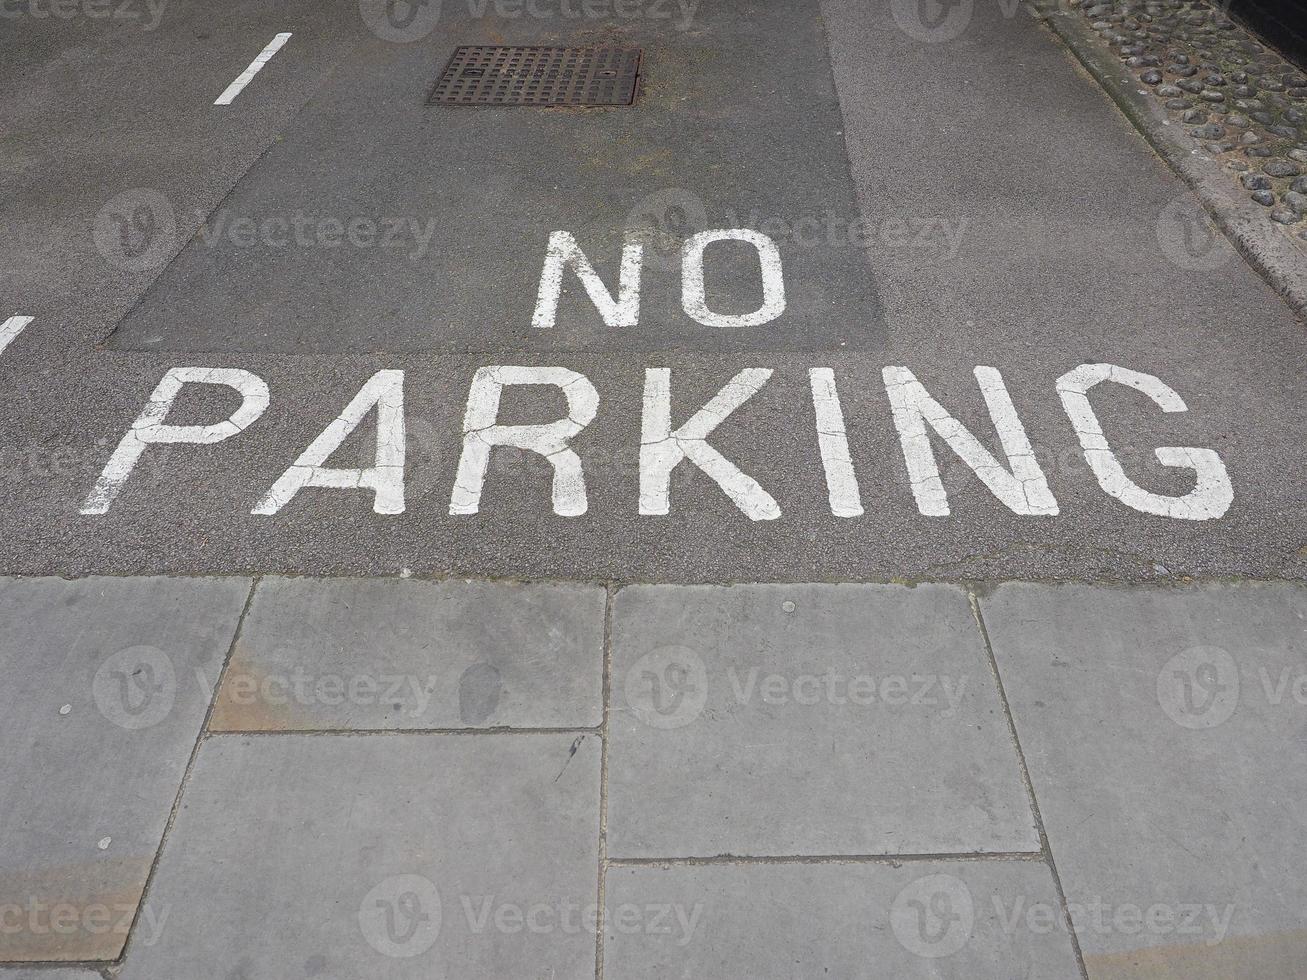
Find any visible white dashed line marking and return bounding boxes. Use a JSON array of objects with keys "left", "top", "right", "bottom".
[
  {"left": 0, "top": 315, "right": 33, "bottom": 356},
  {"left": 214, "top": 32, "right": 292, "bottom": 106}
]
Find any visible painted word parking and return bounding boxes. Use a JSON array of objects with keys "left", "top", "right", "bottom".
[
  {"left": 81, "top": 229, "right": 1233, "bottom": 523},
  {"left": 80, "top": 360, "right": 1231, "bottom": 522}
]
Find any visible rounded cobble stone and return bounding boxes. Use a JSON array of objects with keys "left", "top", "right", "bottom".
[
  {"left": 1264, "top": 159, "right": 1303, "bottom": 177},
  {"left": 1072, "top": 0, "right": 1307, "bottom": 236}
]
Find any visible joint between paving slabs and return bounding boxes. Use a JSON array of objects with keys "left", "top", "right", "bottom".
[
  {"left": 594, "top": 584, "right": 616, "bottom": 980},
  {"left": 968, "top": 590, "right": 1090, "bottom": 980},
  {"left": 109, "top": 576, "right": 261, "bottom": 970},
  {"left": 208, "top": 726, "right": 604, "bottom": 736},
  {"left": 606, "top": 851, "right": 1046, "bottom": 868},
  {"left": 0, "top": 960, "right": 117, "bottom": 978}
]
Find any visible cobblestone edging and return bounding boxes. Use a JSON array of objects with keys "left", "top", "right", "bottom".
[{"left": 1032, "top": 0, "right": 1307, "bottom": 317}]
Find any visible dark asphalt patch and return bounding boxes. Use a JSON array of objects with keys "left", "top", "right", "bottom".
[{"left": 105, "top": 0, "right": 883, "bottom": 354}]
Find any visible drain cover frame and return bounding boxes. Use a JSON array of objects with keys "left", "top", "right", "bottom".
[{"left": 428, "top": 45, "right": 642, "bottom": 107}]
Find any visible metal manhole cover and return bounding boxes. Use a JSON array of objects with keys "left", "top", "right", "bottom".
[{"left": 428, "top": 46, "right": 641, "bottom": 106}]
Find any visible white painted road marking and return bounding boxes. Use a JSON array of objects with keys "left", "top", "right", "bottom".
[
  {"left": 530, "top": 227, "right": 787, "bottom": 330},
  {"left": 450, "top": 366, "right": 599, "bottom": 517},
  {"left": 214, "top": 33, "right": 292, "bottom": 106},
  {"left": 640, "top": 367, "right": 781, "bottom": 521},
  {"left": 1057, "top": 363, "right": 1233, "bottom": 520},
  {"left": 532, "top": 231, "right": 642, "bottom": 330},
  {"left": 81, "top": 367, "right": 270, "bottom": 515},
  {"left": 883, "top": 366, "right": 1059, "bottom": 517},
  {"left": 809, "top": 368, "right": 863, "bottom": 518},
  {"left": 254, "top": 370, "right": 406, "bottom": 516},
  {"left": 81, "top": 362, "right": 1234, "bottom": 522},
  {"left": 0, "top": 315, "right": 33, "bottom": 356},
  {"left": 681, "top": 229, "right": 786, "bottom": 328}
]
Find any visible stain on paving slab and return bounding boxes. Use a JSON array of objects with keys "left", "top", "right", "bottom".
[
  {"left": 209, "top": 577, "right": 606, "bottom": 731},
  {"left": 980, "top": 582, "right": 1307, "bottom": 978},
  {"left": 1083, "top": 927, "right": 1307, "bottom": 980},
  {"left": 604, "top": 583, "right": 1039, "bottom": 858},
  {"left": 115, "top": 734, "right": 601, "bottom": 980},
  {"left": 0, "top": 576, "right": 250, "bottom": 962},
  {"left": 603, "top": 860, "right": 1082, "bottom": 977}
]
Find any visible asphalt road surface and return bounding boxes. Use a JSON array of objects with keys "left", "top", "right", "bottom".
[{"left": 2, "top": 0, "right": 1305, "bottom": 582}]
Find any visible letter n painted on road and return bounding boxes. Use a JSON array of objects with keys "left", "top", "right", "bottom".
[
  {"left": 531, "top": 231, "right": 643, "bottom": 330},
  {"left": 883, "top": 366, "right": 1058, "bottom": 517}
]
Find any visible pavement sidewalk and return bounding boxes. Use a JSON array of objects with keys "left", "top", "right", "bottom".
[{"left": 2, "top": 575, "right": 1303, "bottom": 978}]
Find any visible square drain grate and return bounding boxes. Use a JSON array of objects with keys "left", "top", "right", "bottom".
[{"left": 428, "top": 45, "right": 641, "bottom": 106}]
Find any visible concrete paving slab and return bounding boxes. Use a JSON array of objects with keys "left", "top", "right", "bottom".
[
  {"left": 982, "top": 583, "right": 1307, "bottom": 979},
  {"left": 116, "top": 733, "right": 601, "bottom": 979},
  {"left": 603, "top": 859, "right": 1082, "bottom": 978},
  {"left": 605, "top": 583, "right": 1038, "bottom": 858},
  {"left": 0, "top": 576, "right": 250, "bottom": 962},
  {"left": 209, "top": 577, "right": 605, "bottom": 730}
]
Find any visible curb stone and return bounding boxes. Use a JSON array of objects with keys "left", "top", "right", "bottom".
[{"left": 1030, "top": 0, "right": 1307, "bottom": 322}]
